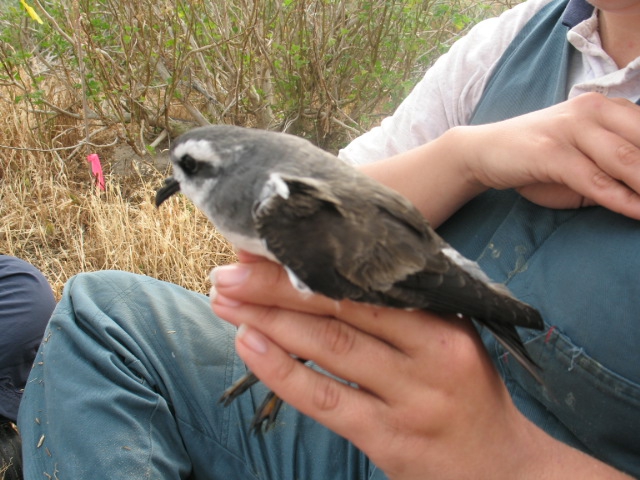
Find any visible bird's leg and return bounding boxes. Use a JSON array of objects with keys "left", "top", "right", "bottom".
[
  {"left": 219, "top": 371, "right": 260, "bottom": 406},
  {"left": 250, "top": 392, "right": 283, "bottom": 434},
  {"left": 218, "top": 358, "right": 308, "bottom": 433}
]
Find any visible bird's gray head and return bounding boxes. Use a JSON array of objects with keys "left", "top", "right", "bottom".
[
  {"left": 155, "top": 124, "right": 317, "bottom": 248},
  {"left": 156, "top": 125, "right": 319, "bottom": 212},
  {"left": 156, "top": 125, "right": 252, "bottom": 211},
  {"left": 156, "top": 124, "right": 330, "bottom": 258}
]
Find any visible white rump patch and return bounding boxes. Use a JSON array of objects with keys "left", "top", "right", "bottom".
[
  {"left": 442, "top": 246, "right": 513, "bottom": 295},
  {"left": 442, "top": 247, "right": 492, "bottom": 284}
]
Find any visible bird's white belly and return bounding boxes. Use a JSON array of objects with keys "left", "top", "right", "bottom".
[
  {"left": 221, "top": 230, "right": 277, "bottom": 261},
  {"left": 221, "top": 229, "right": 312, "bottom": 294}
]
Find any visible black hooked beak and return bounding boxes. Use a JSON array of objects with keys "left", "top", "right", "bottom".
[{"left": 155, "top": 177, "right": 181, "bottom": 207}]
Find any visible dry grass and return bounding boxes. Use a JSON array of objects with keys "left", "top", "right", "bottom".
[
  {"left": 0, "top": 95, "right": 234, "bottom": 298},
  {"left": 0, "top": 0, "right": 518, "bottom": 298}
]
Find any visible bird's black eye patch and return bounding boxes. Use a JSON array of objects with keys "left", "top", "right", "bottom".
[{"left": 179, "top": 154, "right": 200, "bottom": 175}]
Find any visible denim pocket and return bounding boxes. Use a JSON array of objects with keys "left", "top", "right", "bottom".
[{"left": 502, "top": 325, "right": 640, "bottom": 477}]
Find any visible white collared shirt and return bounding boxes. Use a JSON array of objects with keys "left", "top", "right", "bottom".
[{"left": 340, "top": 0, "right": 640, "bottom": 165}]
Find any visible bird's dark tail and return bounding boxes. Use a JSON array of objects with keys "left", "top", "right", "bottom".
[{"left": 482, "top": 320, "right": 543, "bottom": 385}]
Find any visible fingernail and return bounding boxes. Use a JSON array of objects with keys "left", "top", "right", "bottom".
[
  {"left": 210, "top": 264, "right": 251, "bottom": 287},
  {"left": 237, "top": 324, "right": 268, "bottom": 354},
  {"left": 209, "top": 286, "right": 241, "bottom": 307}
]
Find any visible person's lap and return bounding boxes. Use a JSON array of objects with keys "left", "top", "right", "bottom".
[
  {"left": 0, "top": 255, "right": 55, "bottom": 423},
  {"left": 20, "top": 267, "right": 638, "bottom": 478},
  {"left": 18, "top": 270, "right": 378, "bottom": 480}
]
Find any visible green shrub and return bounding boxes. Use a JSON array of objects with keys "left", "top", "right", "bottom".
[{"left": 1, "top": 0, "right": 516, "bottom": 153}]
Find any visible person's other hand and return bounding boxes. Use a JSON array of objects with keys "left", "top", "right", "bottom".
[{"left": 461, "top": 93, "right": 640, "bottom": 218}]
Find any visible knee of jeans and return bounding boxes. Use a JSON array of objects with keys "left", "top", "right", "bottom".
[
  {"left": 59, "top": 270, "right": 157, "bottom": 330},
  {"left": 64, "top": 270, "right": 156, "bottom": 307},
  {"left": 66, "top": 270, "right": 140, "bottom": 291},
  {"left": 61, "top": 270, "right": 215, "bottom": 338}
]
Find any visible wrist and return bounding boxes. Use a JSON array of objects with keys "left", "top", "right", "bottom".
[{"left": 442, "top": 125, "right": 493, "bottom": 195}]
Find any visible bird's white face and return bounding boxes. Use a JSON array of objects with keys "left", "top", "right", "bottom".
[
  {"left": 170, "top": 138, "right": 224, "bottom": 215},
  {"left": 173, "top": 138, "right": 220, "bottom": 167}
]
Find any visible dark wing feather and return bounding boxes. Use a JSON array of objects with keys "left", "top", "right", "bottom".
[
  {"left": 254, "top": 175, "right": 397, "bottom": 302},
  {"left": 255, "top": 173, "right": 541, "bottom": 326},
  {"left": 482, "top": 320, "right": 543, "bottom": 384},
  {"left": 390, "top": 266, "right": 543, "bottom": 329},
  {"left": 255, "top": 173, "right": 543, "bottom": 381}
]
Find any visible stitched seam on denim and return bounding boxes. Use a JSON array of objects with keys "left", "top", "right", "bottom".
[
  {"left": 546, "top": 328, "right": 640, "bottom": 404},
  {"left": 220, "top": 326, "right": 237, "bottom": 447},
  {"left": 502, "top": 208, "right": 580, "bottom": 289},
  {"left": 471, "top": 198, "right": 581, "bottom": 294},
  {"left": 175, "top": 417, "right": 262, "bottom": 480},
  {"left": 145, "top": 397, "right": 161, "bottom": 480}
]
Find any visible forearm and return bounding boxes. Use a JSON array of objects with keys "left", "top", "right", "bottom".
[
  {"left": 358, "top": 95, "right": 640, "bottom": 225},
  {"left": 357, "top": 127, "right": 486, "bottom": 227}
]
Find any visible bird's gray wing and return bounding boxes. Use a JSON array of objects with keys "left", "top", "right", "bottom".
[
  {"left": 254, "top": 173, "right": 463, "bottom": 305},
  {"left": 255, "top": 173, "right": 543, "bottom": 331},
  {"left": 360, "top": 180, "right": 543, "bottom": 330}
]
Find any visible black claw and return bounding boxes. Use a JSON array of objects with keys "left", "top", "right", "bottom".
[{"left": 219, "top": 371, "right": 283, "bottom": 433}]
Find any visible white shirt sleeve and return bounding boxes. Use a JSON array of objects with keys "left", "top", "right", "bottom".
[{"left": 339, "top": 0, "right": 556, "bottom": 165}]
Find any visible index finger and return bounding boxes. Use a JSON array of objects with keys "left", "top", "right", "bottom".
[{"left": 210, "top": 259, "right": 465, "bottom": 351}]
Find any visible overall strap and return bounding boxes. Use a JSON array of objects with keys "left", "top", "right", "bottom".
[
  {"left": 469, "top": 0, "right": 574, "bottom": 125},
  {"left": 438, "top": 0, "right": 590, "bottom": 260}
]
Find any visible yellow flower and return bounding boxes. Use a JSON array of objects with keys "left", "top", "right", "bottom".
[{"left": 20, "top": 0, "right": 44, "bottom": 25}]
